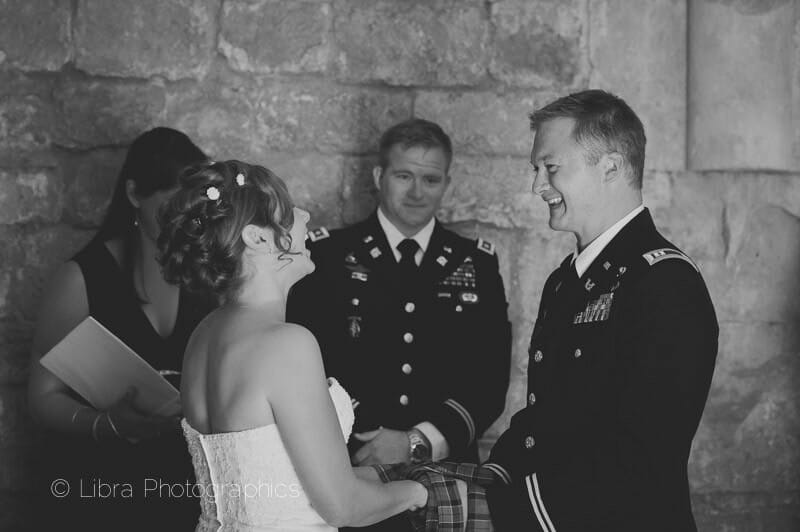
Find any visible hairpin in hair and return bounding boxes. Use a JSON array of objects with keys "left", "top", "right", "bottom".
[
  {"left": 235, "top": 173, "right": 246, "bottom": 186},
  {"left": 206, "top": 186, "right": 220, "bottom": 200}
]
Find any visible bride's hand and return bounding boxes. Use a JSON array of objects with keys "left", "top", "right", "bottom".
[{"left": 408, "top": 481, "right": 428, "bottom": 512}]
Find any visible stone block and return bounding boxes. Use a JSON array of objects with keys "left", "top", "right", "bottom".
[
  {"left": 415, "top": 91, "right": 554, "bottom": 156},
  {"left": 53, "top": 80, "right": 166, "bottom": 149},
  {"left": 74, "top": 0, "right": 216, "bottom": 80},
  {"left": 689, "top": 0, "right": 795, "bottom": 170},
  {"left": 489, "top": 0, "right": 587, "bottom": 88},
  {"left": 0, "top": 169, "right": 63, "bottom": 224},
  {"left": 260, "top": 152, "right": 345, "bottom": 229},
  {"left": 62, "top": 149, "right": 128, "bottom": 227},
  {"left": 332, "top": 0, "right": 490, "bottom": 86},
  {"left": 589, "top": 0, "right": 686, "bottom": 171},
  {"left": 692, "top": 492, "right": 800, "bottom": 532},
  {"left": 0, "top": 0, "right": 70, "bottom": 71},
  {"left": 340, "top": 155, "right": 379, "bottom": 226},
  {"left": 439, "top": 155, "right": 541, "bottom": 229},
  {"left": 0, "top": 71, "right": 57, "bottom": 166},
  {"left": 0, "top": 318, "right": 34, "bottom": 385},
  {"left": 220, "top": 0, "right": 330, "bottom": 74},
  {"left": 0, "top": 386, "right": 34, "bottom": 449}
]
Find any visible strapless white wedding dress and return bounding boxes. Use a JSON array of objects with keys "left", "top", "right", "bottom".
[{"left": 182, "top": 378, "right": 355, "bottom": 531}]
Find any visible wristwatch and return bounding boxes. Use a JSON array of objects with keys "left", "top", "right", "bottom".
[{"left": 408, "top": 429, "right": 431, "bottom": 464}]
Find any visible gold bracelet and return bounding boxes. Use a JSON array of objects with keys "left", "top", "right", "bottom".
[
  {"left": 91, "top": 413, "right": 103, "bottom": 441},
  {"left": 71, "top": 406, "right": 91, "bottom": 424}
]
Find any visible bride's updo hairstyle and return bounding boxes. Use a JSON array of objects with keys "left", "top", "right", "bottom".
[{"left": 157, "top": 159, "right": 295, "bottom": 302}]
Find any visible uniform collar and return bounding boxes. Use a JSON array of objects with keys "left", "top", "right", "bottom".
[
  {"left": 377, "top": 207, "right": 436, "bottom": 261},
  {"left": 572, "top": 204, "right": 644, "bottom": 278}
]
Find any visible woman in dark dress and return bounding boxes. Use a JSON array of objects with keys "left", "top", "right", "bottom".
[{"left": 27, "top": 127, "right": 215, "bottom": 530}]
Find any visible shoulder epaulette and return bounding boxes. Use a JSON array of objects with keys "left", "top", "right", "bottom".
[
  {"left": 642, "top": 248, "right": 699, "bottom": 272},
  {"left": 307, "top": 227, "right": 330, "bottom": 242},
  {"left": 477, "top": 238, "right": 495, "bottom": 255}
]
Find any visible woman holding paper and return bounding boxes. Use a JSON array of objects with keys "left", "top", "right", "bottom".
[
  {"left": 27, "top": 127, "right": 214, "bottom": 529},
  {"left": 157, "top": 160, "right": 427, "bottom": 531}
]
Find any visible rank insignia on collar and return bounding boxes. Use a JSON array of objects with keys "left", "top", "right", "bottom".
[
  {"left": 351, "top": 271, "right": 368, "bottom": 282},
  {"left": 363, "top": 235, "right": 374, "bottom": 243},
  {"left": 437, "top": 256, "right": 448, "bottom": 266},
  {"left": 459, "top": 292, "right": 479, "bottom": 303},
  {"left": 585, "top": 278, "right": 596, "bottom": 291},
  {"left": 443, "top": 246, "right": 453, "bottom": 254},
  {"left": 307, "top": 227, "right": 330, "bottom": 242},
  {"left": 477, "top": 238, "right": 495, "bottom": 255},
  {"left": 574, "top": 293, "right": 614, "bottom": 324},
  {"left": 603, "top": 261, "right": 611, "bottom": 270},
  {"left": 347, "top": 316, "right": 362, "bottom": 338},
  {"left": 617, "top": 266, "right": 627, "bottom": 277},
  {"left": 369, "top": 247, "right": 381, "bottom": 258},
  {"left": 345, "top": 253, "right": 357, "bottom": 265}
]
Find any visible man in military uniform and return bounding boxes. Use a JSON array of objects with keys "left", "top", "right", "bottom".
[
  {"left": 288, "top": 118, "right": 512, "bottom": 530},
  {"left": 476, "top": 90, "right": 719, "bottom": 531}
]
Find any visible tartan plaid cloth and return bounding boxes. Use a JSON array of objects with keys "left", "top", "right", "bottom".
[{"left": 373, "top": 461, "right": 497, "bottom": 532}]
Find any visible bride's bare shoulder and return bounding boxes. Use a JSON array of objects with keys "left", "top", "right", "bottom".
[{"left": 251, "top": 323, "right": 321, "bottom": 365}]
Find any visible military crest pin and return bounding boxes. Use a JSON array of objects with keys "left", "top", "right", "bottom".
[
  {"left": 345, "top": 253, "right": 357, "bottom": 265},
  {"left": 369, "top": 247, "right": 381, "bottom": 258},
  {"left": 585, "top": 278, "right": 596, "bottom": 291},
  {"left": 437, "top": 256, "right": 448, "bottom": 266},
  {"left": 363, "top": 235, "right": 374, "bottom": 243},
  {"left": 347, "top": 316, "right": 362, "bottom": 338},
  {"left": 459, "top": 292, "right": 479, "bottom": 303}
]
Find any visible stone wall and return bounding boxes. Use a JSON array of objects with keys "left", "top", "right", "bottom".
[{"left": 1, "top": 0, "right": 799, "bottom": 529}]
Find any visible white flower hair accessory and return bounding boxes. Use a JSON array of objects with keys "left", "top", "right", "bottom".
[
  {"left": 235, "top": 173, "right": 246, "bottom": 186},
  {"left": 206, "top": 186, "right": 220, "bottom": 201}
]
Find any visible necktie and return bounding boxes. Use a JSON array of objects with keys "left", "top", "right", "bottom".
[{"left": 397, "top": 238, "right": 420, "bottom": 276}]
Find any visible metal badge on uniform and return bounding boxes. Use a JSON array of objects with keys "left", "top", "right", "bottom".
[
  {"left": 362, "top": 235, "right": 374, "bottom": 244},
  {"left": 345, "top": 253, "right": 357, "bottom": 265},
  {"left": 573, "top": 293, "right": 614, "bottom": 324},
  {"left": 443, "top": 246, "right": 453, "bottom": 254},
  {"left": 617, "top": 266, "right": 627, "bottom": 277},
  {"left": 347, "top": 316, "right": 362, "bottom": 338},
  {"left": 603, "top": 261, "right": 611, "bottom": 270},
  {"left": 436, "top": 256, "right": 448, "bottom": 267},
  {"left": 459, "top": 291, "right": 479, "bottom": 304},
  {"left": 351, "top": 271, "right": 368, "bottom": 282},
  {"left": 477, "top": 238, "right": 495, "bottom": 255},
  {"left": 369, "top": 247, "right": 381, "bottom": 258},
  {"left": 584, "top": 278, "right": 596, "bottom": 291},
  {"left": 437, "top": 292, "right": 452, "bottom": 299}
]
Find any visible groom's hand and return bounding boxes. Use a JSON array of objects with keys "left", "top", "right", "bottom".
[{"left": 352, "top": 428, "right": 410, "bottom": 465}]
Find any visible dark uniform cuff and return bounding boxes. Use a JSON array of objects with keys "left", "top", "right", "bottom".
[{"left": 427, "top": 398, "right": 476, "bottom": 455}]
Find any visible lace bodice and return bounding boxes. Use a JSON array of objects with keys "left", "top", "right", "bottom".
[{"left": 182, "top": 378, "right": 355, "bottom": 531}]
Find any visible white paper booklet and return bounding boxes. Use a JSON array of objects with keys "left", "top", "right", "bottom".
[{"left": 40, "top": 316, "right": 181, "bottom": 416}]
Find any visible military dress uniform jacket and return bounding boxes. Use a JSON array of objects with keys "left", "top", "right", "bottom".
[
  {"left": 483, "top": 209, "right": 718, "bottom": 532},
  {"left": 288, "top": 212, "right": 512, "bottom": 462}
]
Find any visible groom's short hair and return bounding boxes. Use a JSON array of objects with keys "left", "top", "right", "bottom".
[
  {"left": 530, "top": 90, "right": 646, "bottom": 189},
  {"left": 377, "top": 118, "right": 453, "bottom": 172}
]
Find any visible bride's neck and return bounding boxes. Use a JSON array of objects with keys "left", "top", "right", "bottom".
[{"left": 229, "top": 272, "right": 288, "bottom": 320}]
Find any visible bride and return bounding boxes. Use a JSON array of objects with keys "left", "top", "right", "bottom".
[{"left": 157, "top": 160, "right": 427, "bottom": 531}]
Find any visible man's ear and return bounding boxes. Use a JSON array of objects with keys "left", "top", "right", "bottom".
[
  {"left": 125, "top": 180, "right": 141, "bottom": 208},
  {"left": 241, "top": 224, "right": 273, "bottom": 252},
  {"left": 601, "top": 152, "right": 624, "bottom": 184},
  {"left": 372, "top": 166, "right": 383, "bottom": 191}
]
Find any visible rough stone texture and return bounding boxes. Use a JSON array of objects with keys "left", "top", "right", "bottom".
[
  {"left": 340, "top": 155, "right": 379, "bottom": 226},
  {"left": 489, "top": 0, "right": 588, "bottom": 89},
  {"left": 74, "top": 0, "right": 216, "bottom": 80},
  {"left": 689, "top": 0, "right": 795, "bottom": 170},
  {"left": 332, "top": 0, "right": 490, "bottom": 86},
  {"left": 220, "top": 0, "right": 331, "bottom": 74},
  {"left": 0, "top": 71, "right": 58, "bottom": 167},
  {"left": 0, "top": 169, "right": 63, "bottom": 225},
  {"left": 415, "top": 91, "right": 551, "bottom": 156},
  {"left": 589, "top": 0, "right": 687, "bottom": 171},
  {"left": 0, "top": 0, "right": 71, "bottom": 71},
  {"left": 53, "top": 80, "right": 167, "bottom": 149}
]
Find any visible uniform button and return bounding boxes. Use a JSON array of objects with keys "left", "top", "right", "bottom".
[
  {"left": 404, "top": 302, "right": 415, "bottom": 313},
  {"left": 399, "top": 395, "right": 409, "bottom": 406},
  {"left": 455, "top": 305, "right": 463, "bottom": 312},
  {"left": 528, "top": 392, "right": 536, "bottom": 405},
  {"left": 574, "top": 348, "right": 582, "bottom": 359},
  {"left": 351, "top": 298, "right": 360, "bottom": 306},
  {"left": 402, "top": 363, "right": 413, "bottom": 375},
  {"left": 403, "top": 332, "right": 414, "bottom": 344},
  {"left": 533, "top": 350, "right": 543, "bottom": 363},
  {"left": 524, "top": 436, "right": 536, "bottom": 449}
]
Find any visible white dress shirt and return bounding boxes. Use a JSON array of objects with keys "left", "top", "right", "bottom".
[
  {"left": 572, "top": 205, "right": 645, "bottom": 278},
  {"left": 376, "top": 208, "right": 449, "bottom": 460}
]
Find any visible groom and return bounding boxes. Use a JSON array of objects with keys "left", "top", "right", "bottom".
[{"left": 385, "top": 90, "right": 719, "bottom": 532}]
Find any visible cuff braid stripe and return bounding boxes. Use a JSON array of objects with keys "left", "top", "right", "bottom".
[
  {"left": 444, "top": 398, "right": 476, "bottom": 445},
  {"left": 525, "top": 473, "right": 556, "bottom": 532}
]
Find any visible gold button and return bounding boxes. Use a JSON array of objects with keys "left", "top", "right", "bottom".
[
  {"left": 574, "top": 348, "right": 582, "bottom": 359},
  {"left": 403, "top": 332, "right": 414, "bottom": 344},
  {"left": 524, "top": 436, "right": 535, "bottom": 449},
  {"left": 402, "top": 363, "right": 412, "bottom": 375},
  {"left": 399, "top": 395, "right": 409, "bottom": 406},
  {"left": 405, "top": 302, "right": 415, "bottom": 313},
  {"left": 351, "top": 298, "right": 359, "bottom": 306},
  {"left": 528, "top": 392, "right": 536, "bottom": 405},
  {"left": 534, "top": 350, "right": 543, "bottom": 363}
]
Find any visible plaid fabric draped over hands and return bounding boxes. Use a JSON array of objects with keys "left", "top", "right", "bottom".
[{"left": 373, "top": 461, "right": 496, "bottom": 532}]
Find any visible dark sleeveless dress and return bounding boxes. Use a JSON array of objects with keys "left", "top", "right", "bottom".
[{"left": 40, "top": 239, "right": 215, "bottom": 530}]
